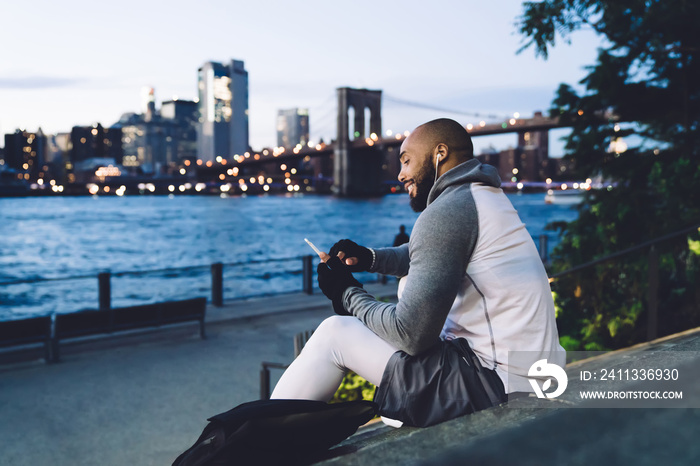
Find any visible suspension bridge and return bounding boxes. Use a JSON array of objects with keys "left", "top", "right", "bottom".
[{"left": 196, "top": 87, "right": 565, "bottom": 196}]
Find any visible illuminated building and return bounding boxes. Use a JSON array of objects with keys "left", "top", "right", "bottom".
[
  {"left": 66, "top": 124, "right": 123, "bottom": 183},
  {"left": 115, "top": 112, "right": 175, "bottom": 174},
  {"left": 473, "top": 112, "right": 571, "bottom": 183},
  {"left": 276, "top": 108, "right": 309, "bottom": 148},
  {"left": 142, "top": 86, "right": 156, "bottom": 122},
  {"left": 197, "top": 59, "right": 249, "bottom": 162},
  {"left": 45, "top": 133, "right": 72, "bottom": 183},
  {"left": 72, "top": 157, "right": 125, "bottom": 183},
  {"left": 3, "top": 129, "right": 46, "bottom": 182},
  {"left": 70, "top": 124, "right": 122, "bottom": 163},
  {"left": 111, "top": 89, "right": 196, "bottom": 175},
  {"left": 161, "top": 99, "right": 198, "bottom": 162}
]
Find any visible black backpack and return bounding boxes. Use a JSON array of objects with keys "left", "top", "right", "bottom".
[{"left": 172, "top": 399, "right": 377, "bottom": 466}]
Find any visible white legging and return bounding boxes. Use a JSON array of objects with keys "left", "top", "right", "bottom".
[{"left": 271, "top": 315, "right": 398, "bottom": 401}]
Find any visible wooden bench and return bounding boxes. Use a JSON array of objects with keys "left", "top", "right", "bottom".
[
  {"left": 0, "top": 315, "right": 53, "bottom": 362},
  {"left": 51, "top": 297, "right": 207, "bottom": 362}
]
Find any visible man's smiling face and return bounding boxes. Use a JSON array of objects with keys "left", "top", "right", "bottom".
[{"left": 398, "top": 132, "right": 436, "bottom": 213}]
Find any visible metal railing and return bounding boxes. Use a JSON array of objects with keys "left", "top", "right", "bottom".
[{"left": 0, "top": 255, "right": 321, "bottom": 313}]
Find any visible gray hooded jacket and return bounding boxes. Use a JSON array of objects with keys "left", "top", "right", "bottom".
[{"left": 343, "top": 158, "right": 565, "bottom": 392}]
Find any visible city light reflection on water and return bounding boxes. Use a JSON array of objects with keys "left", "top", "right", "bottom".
[{"left": 0, "top": 193, "right": 578, "bottom": 320}]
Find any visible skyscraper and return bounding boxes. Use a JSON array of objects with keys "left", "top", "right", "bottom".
[
  {"left": 3, "top": 129, "right": 46, "bottom": 182},
  {"left": 197, "top": 59, "right": 249, "bottom": 162},
  {"left": 161, "top": 99, "right": 198, "bottom": 162},
  {"left": 276, "top": 108, "right": 309, "bottom": 148}
]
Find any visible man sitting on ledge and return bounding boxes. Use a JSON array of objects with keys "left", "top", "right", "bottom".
[{"left": 271, "top": 118, "right": 565, "bottom": 427}]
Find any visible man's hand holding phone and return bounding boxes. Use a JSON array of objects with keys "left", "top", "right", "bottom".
[
  {"left": 305, "top": 238, "right": 364, "bottom": 315},
  {"left": 329, "top": 239, "right": 373, "bottom": 272}
]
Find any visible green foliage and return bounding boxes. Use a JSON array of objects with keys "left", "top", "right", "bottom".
[
  {"left": 330, "top": 371, "right": 376, "bottom": 404},
  {"left": 558, "top": 334, "right": 581, "bottom": 352},
  {"left": 689, "top": 238, "right": 700, "bottom": 256},
  {"left": 519, "top": 1, "right": 700, "bottom": 349}
]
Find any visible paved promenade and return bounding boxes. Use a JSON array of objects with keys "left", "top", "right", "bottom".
[{"left": 0, "top": 283, "right": 397, "bottom": 466}]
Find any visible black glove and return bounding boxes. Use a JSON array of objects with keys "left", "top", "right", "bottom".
[
  {"left": 329, "top": 239, "right": 373, "bottom": 272},
  {"left": 317, "top": 256, "right": 363, "bottom": 316}
]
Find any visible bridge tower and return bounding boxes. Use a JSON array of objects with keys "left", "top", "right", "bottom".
[{"left": 335, "top": 87, "right": 383, "bottom": 196}]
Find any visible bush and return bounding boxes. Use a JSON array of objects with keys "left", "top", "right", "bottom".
[{"left": 330, "top": 371, "right": 376, "bottom": 404}]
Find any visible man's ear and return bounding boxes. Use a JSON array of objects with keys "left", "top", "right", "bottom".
[{"left": 435, "top": 143, "right": 449, "bottom": 162}]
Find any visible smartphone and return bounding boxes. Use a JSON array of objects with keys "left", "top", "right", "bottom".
[{"left": 304, "top": 238, "right": 324, "bottom": 258}]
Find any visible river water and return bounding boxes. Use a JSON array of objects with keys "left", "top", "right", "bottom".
[{"left": 0, "top": 192, "right": 578, "bottom": 320}]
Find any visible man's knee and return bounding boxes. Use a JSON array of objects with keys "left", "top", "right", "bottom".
[
  {"left": 314, "top": 316, "right": 362, "bottom": 338},
  {"left": 303, "top": 316, "right": 358, "bottom": 352}
]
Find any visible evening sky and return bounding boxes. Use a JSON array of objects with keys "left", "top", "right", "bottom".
[{"left": 0, "top": 0, "right": 602, "bottom": 155}]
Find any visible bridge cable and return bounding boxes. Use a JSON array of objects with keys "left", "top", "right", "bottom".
[{"left": 383, "top": 94, "right": 509, "bottom": 121}]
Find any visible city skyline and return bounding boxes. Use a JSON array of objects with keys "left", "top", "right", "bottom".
[{"left": 0, "top": 1, "right": 602, "bottom": 155}]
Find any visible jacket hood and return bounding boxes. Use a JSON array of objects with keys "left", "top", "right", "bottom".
[{"left": 427, "top": 159, "right": 501, "bottom": 206}]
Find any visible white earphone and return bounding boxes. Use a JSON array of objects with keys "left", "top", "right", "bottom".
[{"left": 434, "top": 153, "right": 441, "bottom": 183}]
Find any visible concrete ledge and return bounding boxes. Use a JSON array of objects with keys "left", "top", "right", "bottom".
[
  {"left": 314, "top": 326, "right": 700, "bottom": 465},
  {"left": 315, "top": 405, "right": 547, "bottom": 465}
]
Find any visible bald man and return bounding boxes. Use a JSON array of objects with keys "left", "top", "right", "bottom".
[{"left": 272, "top": 118, "right": 565, "bottom": 427}]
